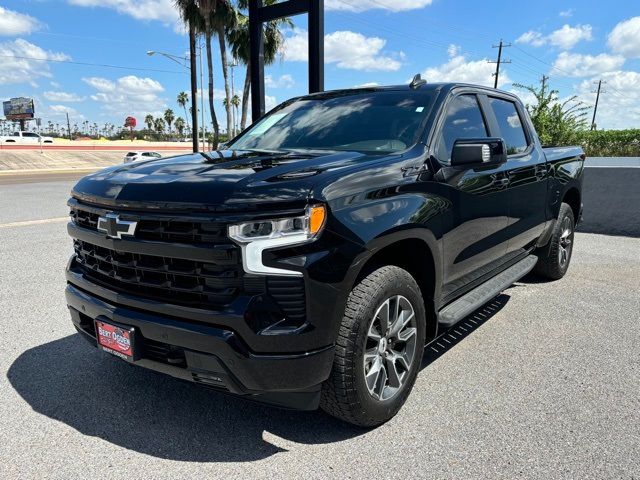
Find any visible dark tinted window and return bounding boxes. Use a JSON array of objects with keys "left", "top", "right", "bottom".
[
  {"left": 230, "top": 90, "right": 436, "bottom": 154},
  {"left": 23, "top": 132, "right": 38, "bottom": 137},
  {"left": 438, "top": 94, "right": 488, "bottom": 162},
  {"left": 489, "top": 97, "right": 528, "bottom": 155}
]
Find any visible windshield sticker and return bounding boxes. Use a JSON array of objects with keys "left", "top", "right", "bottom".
[
  {"left": 247, "top": 113, "right": 289, "bottom": 135},
  {"left": 415, "top": 106, "right": 425, "bottom": 113}
]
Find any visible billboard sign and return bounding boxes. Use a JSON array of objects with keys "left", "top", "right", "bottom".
[
  {"left": 3, "top": 97, "right": 35, "bottom": 121},
  {"left": 124, "top": 116, "right": 137, "bottom": 128}
]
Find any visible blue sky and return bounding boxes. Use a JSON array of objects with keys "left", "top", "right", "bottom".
[{"left": 1, "top": 0, "right": 639, "bottom": 131}]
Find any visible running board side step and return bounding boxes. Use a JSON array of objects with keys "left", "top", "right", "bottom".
[{"left": 437, "top": 255, "right": 538, "bottom": 328}]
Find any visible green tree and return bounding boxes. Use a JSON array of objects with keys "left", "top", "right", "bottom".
[
  {"left": 154, "top": 117, "right": 166, "bottom": 137},
  {"left": 164, "top": 108, "right": 175, "bottom": 135},
  {"left": 144, "top": 114, "right": 154, "bottom": 131},
  {"left": 177, "top": 91, "right": 190, "bottom": 129},
  {"left": 174, "top": 117, "right": 186, "bottom": 137},
  {"left": 227, "top": 0, "right": 290, "bottom": 131},
  {"left": 514, "top": 78, "right": 589, "bottom": 146}
]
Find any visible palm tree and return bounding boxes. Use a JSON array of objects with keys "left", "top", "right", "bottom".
[
  {"left": 154, "top": 117, "right": 166, "bottom": 137},
  {"left": 144, "top": 114, "right": 154, "bottom": 132},
  {"left": 210, "top": 2, "right": 235, "bottom": 140},
  {"left": 177, "top": 92, "right": 190, "bottom": 129},
  {"left": 164, "top": 108, "right": 175, "bottom": 135},
  {"left": 231, "top": 94, "right": 240, "bottom": 135},
  {"left": 175, "top": 0, "right": 221, "bottom": 147},
  {"left": 228, "top": 0, "right": 290, "bottom": 130},
  {"left": 174, "top": 117, "right": 186, "bottom": 137}
]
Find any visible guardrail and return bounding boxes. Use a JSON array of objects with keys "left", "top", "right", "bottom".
[{"left": 579, "top": 158, "right": 640, "bottom": 237}]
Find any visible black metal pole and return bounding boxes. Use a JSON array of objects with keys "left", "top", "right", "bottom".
[
  {"left": 249, "top": 0, "right": 265, "bottom": 121},
  {"left": 591, "top": 79, "right": 602, "bottom": 131},
  {"left": 493, "top": 40, "right": 503, "bottom": 89},
  {"left": 189, "top": 24, "right": 199, "bottom": 153},
  {"left": 309, "top": 0, "right": 324, "bottom": 93}
]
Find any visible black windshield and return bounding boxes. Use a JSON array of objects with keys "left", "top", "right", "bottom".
[{"left": 229, "top": 90, "right": 436, "bottom": 154}]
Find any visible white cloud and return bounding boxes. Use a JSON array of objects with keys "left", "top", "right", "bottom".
[
  {"left": 325, "top": 0, "right": 432, "bottom": 12},
  {"left": 265, "top": 95, "right": 277, "bottom": 112},
  {"left": 0, "top": 7, "right": 42, "bottom": 36},
  {"left": 82, "top": 77, "right": 116, "bottom": 92},
  {"left": 576, "top": 70, "right": 640, "bottom": 129},
  {"left": 552, "top": 52, "right": 625, "bottom": 77},
  {"left": 83, "top": 75, "right": 167, "bottom": 121},
  {"left": 45, "top": 104, "right": 85, "bottom": 121},
  {"left": 265, "top": 74, "right": 295, "bottom": 88},
  {"left": 607, "top": 16, "right": 640, "bottom": 59},
  {"left": 43, "top": 91, "right": 86, "bottom": 102},
  {"left": 0, "top": 39, "right": 69, "bottom": 86},
  {"left": 50, "top": 105, "right": 78, "bottom": 115},
  {"left": 68, "top": 0, "right": 179, "bottom": 23},
  {"left": 284, "top": 30, "right": 402, "bottom": 71},
  {"left": 421, "top": 49, "right": 511, "bottom": 88},
  {"left": 559, "top": 9, "right": 574, "bottom": 18},
  {"left": 517, "top": 24, "right": 592, "bottom": 50}
]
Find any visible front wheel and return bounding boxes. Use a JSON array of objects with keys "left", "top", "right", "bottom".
[
  {"left": 534, "top": 202, "right": 575, "bottom": 280},
  {"left": 320, "top": 266, "right": 426, "bottom": 427}
]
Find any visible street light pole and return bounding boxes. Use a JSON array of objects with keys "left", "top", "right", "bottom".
[
  {"left": 147, "top": 46, "right": 199, "bottom": 152},
  {"left": 189, "top": 25, "right": 199, "bottom": 153}
]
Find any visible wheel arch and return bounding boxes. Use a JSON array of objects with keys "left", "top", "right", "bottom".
[
  {"left": 562, "top": 187, "right": 581, "bottom": 222},
  {"left": 349, "top": 230, "right": 441, "bottom": 341}
]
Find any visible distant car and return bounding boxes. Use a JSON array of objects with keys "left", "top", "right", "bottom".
[
  {"left": 123, "top": 151, "right": 162, "bottom": 163},
  {"left": 0, "top": 131, "right": 54, "bottom": 144}
]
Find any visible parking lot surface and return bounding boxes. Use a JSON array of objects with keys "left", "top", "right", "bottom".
[{"left": 0, "top": 178, "right": 638, "bottom": 479}]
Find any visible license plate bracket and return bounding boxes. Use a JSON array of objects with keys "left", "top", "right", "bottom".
[{"left": 94, "top": 318, "right": 137, "bottom": 361}]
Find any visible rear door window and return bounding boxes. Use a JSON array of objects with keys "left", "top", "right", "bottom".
[{"left": 489, "top": 97, "right": 528, "bottom": 155}]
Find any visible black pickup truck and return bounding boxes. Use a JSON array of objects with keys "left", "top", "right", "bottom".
[{"left": 66, "top": 80, "right": 584, "bottom": 427}]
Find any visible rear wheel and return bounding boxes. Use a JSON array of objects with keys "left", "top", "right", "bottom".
[
  {"left": 534, "top": 202, "right": 575, "bottom": 280},
  {"left": 320, "top": 266, "right": 426, "bottom": 427}
]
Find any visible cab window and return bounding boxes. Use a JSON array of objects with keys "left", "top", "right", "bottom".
[
  {"left": 489, "top": 97, "right": 528, "bottom": 155},
  {"left": 437, "top": 94, "right": 488, "bottom": 162}
]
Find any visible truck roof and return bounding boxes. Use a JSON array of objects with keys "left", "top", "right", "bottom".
[{"left": 300, "top": 82, "right": 521, "bottom": 101}]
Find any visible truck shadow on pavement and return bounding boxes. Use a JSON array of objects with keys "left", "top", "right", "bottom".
[{"left": 7, "top": 295, "right": 509, "bottom": 463}]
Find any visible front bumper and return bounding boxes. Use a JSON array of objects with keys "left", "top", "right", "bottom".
[{"left": 66, "top": 282, "right": 335, "bottom": 410}]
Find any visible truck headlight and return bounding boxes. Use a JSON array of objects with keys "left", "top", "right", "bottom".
[{"left": 228, "top": 205, "right": 326, "bottom": 276}]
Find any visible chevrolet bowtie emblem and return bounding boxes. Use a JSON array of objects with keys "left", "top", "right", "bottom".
[{"left": 97, "top": 213, "right": 137, "bottom": 239}]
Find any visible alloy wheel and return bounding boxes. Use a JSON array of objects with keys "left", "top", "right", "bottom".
[
  {"left": 363, "top": 295, "right": 417, "bottom": 401},
  {"left": 558, "top": 216, "right": 574, "bottom": 267}
]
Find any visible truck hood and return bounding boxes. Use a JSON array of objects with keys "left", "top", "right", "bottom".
[{"left": 72, "top": 149, "right": 388, "bottom": 211}]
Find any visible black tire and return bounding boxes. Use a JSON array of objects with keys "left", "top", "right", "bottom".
[
  {"left": 320, "top": 266, "right": 426, "bottom": 427},
  {"left": 534, "top": 202, "right": 575, "bottom": 280}
]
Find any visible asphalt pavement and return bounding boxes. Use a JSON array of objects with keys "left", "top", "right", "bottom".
[{"left": 0, "top": 177, "right": 638, "bottom": 479}]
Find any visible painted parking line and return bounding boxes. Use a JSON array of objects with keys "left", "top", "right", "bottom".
[{"left": 0, "top": 217, "right": 69, "bottom": 229}]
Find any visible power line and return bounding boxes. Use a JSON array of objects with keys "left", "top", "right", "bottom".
[{"left": 0, "top": 54, "right": 187, "bottom": 75}]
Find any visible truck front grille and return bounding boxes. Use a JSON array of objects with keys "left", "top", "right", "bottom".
[
  {"left": 68, "top": 200, "right": 307, "bottom": 319},
  {"left": 73, "top": 239, "right": 241, "bottom": 308},
  {"left": 70, "top": 207, "right": 228, "bottom": 245}
]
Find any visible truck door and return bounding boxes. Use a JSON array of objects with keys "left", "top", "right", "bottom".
[
  {"left": 433, "top": 93, "right": 511, "bottom": 302},
  {"left": 484, "top": 96, "right": 548, "bottom": 257}
]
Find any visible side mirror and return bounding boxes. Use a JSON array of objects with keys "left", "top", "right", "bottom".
[{"left": 451, "top": 138, "right": 507, "bottom": 167}]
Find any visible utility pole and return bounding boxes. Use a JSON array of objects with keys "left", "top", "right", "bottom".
[
  {"left": 489, "top": 39, "right": 511, "bottom": 89},
  {"left": 541, "top": 74, "right": 549, "bottom": 93},
  {"left": 591, "top": 79, "right": 606, "bottom": 131},
  {"left": 66, "top": 112, "right": 72, "bottom": 140}
]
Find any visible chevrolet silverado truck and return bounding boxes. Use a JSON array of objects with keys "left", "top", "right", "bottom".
[{"left": 66, "top": 80, "right": 584, "bottom": 427}]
